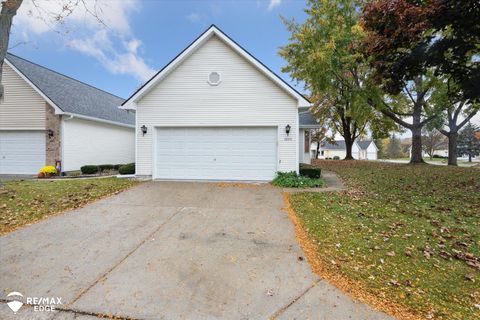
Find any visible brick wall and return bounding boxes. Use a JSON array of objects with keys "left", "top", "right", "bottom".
[{"left": 45, "top": 104, "right": 61, "bottom": 167}]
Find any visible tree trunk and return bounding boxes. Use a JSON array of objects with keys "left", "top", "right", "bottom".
[
  {"left": 469, "top": 154, "right": 472, "bottom": 162},
  {"left": 410, "top": 126, "right": 424, "bottom": 164},
  {"left": 316, "top": 142, "right": 320, "bottom": 159},
  {"left": 0, "top": 0, "right": 23, "bottom": 100},
  {"left": 447, "top": 132, "right": 458, "bottom": 166},
  {"left": 344, "top": 136, "right": 355, "bottom": 160}
]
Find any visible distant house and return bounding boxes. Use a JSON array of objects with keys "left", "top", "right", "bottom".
[
  {"left": 357, "top": 140, "right": 378, "bottom": 160},
  {"left": 311, "top": 140, "right": 378, "bottom": 160}
]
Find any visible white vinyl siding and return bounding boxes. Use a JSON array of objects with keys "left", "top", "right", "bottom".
[
  {"left": 0, "top": 64, "right": 46, "bottom": 130},
  {"left": 136, "top": 35, "right": 298, "bottom": 177},
  {"left": 62, "top": 118, "right": 135, "bottom": 171},
  {"left": 0, "top": 131, "right": 45, "bottom": 174},
  {"left": 366, "top": 143, "right": 378, "bottom": 160},
  {"left": 154, "top": 127, "right": 277, "bottom": 180}
]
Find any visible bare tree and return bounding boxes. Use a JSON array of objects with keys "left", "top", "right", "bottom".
[
  {"left": 422, "top": 128, "right": 447, "bottom": 160},
  {"left": 0, "top": 0, "right": 104, "bottom": 100},
  {"left": 431, "top": 78, "right": 480, "bottom": 166},
  {"left": 0, "top": 0, "right": 23, "bottom": 101},
  {"left": 310, "top": 127, "right": 328, "bottom": 159}
]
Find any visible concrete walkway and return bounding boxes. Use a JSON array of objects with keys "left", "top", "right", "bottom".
[{"left": 1, "top": 182, "right": 391, "bottom": 320}]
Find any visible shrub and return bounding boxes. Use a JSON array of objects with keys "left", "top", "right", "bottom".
[
  {"left": 333, "top": 156, "right": 340, "bottom": 160},
  {"left": 113, "top": 164, "right": 124, "bottom": 170},
  {"left": 81, "top": 165, "right": 100, "bottom": 174},
  {"left": 118, "top": 163, "right": 135, "bottom": 175},
  {"left": 99, "top": 164, "right": 114, "bottom": 171},
  {"left": 300, "top": 167, "right": 321, "bottom": 179},
  {"left": 39, "top": 166, "right": 57, "bottom": 175},
  {"left": 272, "top": 171, "right": 324, "bottom": 188}
]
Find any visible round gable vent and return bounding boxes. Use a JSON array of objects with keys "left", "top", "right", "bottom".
[{"left": 208, "top": 72, "right": 221, "bottom": 86}]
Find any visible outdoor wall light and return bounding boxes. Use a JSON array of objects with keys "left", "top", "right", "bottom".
[
  {"left": 47, "top": 129, "right": 54, "bottom": 139},
  {"left": 285, "top": 124, "right": 291, "bottom": 136},
  {"left": 141, "top": 125, "right": 148, "bottom": 136}
]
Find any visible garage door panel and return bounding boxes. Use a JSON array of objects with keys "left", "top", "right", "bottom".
[
  {"left": 0, "top": 131, "right": 46, "bottom": 174},
  {"left": 155, "top": 127, "right": 277, "bottom": 180}
]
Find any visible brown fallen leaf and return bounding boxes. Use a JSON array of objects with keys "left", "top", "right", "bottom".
[{"left": 465, "top": 273, "right": 475, "bottom": 282}]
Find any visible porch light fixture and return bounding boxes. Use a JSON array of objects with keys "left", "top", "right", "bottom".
[
  {"left": 141, "top": 125, "right": 147, "bottom": 136},
  {"left": 285, "top": 124, "right": 291, "bottom": 136},
  {"left": 47, "top": 129, "right": 54, "bottom": 139}
]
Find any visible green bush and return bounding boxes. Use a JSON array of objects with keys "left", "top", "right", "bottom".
[
  {"left": 118, "top": 163, "right": 135, "bottom": 175},
  {"left": 80, "top": 165, "right": 99, "bottom": 174},
  {"left": 113, "top": 164, "right": 124, "bottom": 170},
  {"left": 333, "top": 156, "right": 340, "bottom": 160},
  {"left": 99, "top": 164, "right": 114, "bottom": 171},
  {"left": 272, "top": 171, "right": 324, "bottom": 188},
  {"left": 300, "top": 167, "right": 321, "bottom": 179}
]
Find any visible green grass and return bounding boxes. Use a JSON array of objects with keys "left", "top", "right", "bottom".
[
  {"left": 0, "top": 178, "right": 138, "bottom": 235},
  {"left": 290, "top": 161, "right": 480, "bottom": 320}
]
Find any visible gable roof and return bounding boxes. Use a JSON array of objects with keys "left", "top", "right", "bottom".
[
  {"left": 357, "top": 140, "right": 372, "bottom": 150},
  {"left": 321, "top": 140, "right": 351, "bottom": 150},
  {"left": 6, "top": 53, "right": 134, "bottom": 127},
  {"left": 299, "top": 107, "right": 320, "bottom": 128},
  {"left": 121, "top": 25, "right": 311, "bottom": 109}
]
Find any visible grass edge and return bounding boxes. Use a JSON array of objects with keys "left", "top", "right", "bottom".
[{"left": 281, "top": 192, "right": 424, "bottom": 320}]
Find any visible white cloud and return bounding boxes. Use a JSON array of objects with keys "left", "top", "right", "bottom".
[
  {"left": 13, "top": 0, "right": 154, "bottom": 82},
  {"left": 68, "top": 30, "right": 155, "bottom": 81},
  {"left": 268, "top": 0, "right": 282, "bottom": 11},
  {"left": 186, "top": 12, "right": 201, "bottom": 23}
]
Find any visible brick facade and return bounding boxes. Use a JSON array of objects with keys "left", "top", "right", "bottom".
[{"left": 45, "top": 104, "right": 61, "bottom": 167}]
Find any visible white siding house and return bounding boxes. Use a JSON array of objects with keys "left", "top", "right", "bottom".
[
  {"left": 312, "top": 140, "right": 378, "bottom": 160},
  {"left": 121, "top": 25, "right": 314, "bottom": 180},
  {"left": 357, "top": 141, "right": 379, "bottom": 160},
  {"left": 0, "top": 53, "right": 135, "bottom": 174}
]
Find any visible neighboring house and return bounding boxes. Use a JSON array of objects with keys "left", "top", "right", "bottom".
[
  {"left": 120, "top": 25, "right": 317, "bottom": 181},
  {"left": 408, "top": 144, "right": 449, "bottom": 158},
  {"left": 357, "top": 140, "right": 379, "bottom": 160},
  {"left": 312, "top": 140, "right": 378, "bottom": 160},
  {"left": 299, "top": 107, "right": 320, "bottom": 165},
  {"left": 312, "top": 140, "right": 360, "bottom": 160},
  {"left": 0, "top": 53, "right": 135, "bottom": 174}
]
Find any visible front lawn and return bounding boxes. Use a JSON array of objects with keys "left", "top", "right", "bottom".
[
  {"left": 288, "top": 161, "right": 480, "bottom": 320},
  {"left": 0, "top": 177, "right": 138, "bottom": 235}
]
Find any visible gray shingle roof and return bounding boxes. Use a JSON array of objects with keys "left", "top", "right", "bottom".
[
  {"left": 6, "top": 53, "right": 134, "bottom": 126},
  {"left": 299, "top": 108, "right": 320, "bottom": 128},
  {"left": 322, "top": 140, "right": 347, "bottom": 150},
  {"left": 357, "top": 140, "right": 372, "bottom": 150}
]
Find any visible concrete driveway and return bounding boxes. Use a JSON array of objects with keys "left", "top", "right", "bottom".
[{"left": 0, "top": 182, "right": 392, "bottom": 320}]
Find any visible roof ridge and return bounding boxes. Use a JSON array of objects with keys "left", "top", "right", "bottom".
[{"left": 6, "top": 52, "right": 125, "bottom": 101}]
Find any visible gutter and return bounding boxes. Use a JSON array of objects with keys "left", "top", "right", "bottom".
[{"left": 62, "top": 113, "right": 135, "bottom": 128}]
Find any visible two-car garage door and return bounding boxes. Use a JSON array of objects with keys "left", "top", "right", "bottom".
[
  {"left": 155, "top": 127, "right": 277, "bottom": 181},
  {"left": 0, "top": 131, "right": 45, "bottom": 174}
]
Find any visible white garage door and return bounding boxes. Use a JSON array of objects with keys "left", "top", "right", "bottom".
[
  {"left": 367, "top": 152, "right": 377, "bottom": 160},
  {"left": 155, "top": 127, "right": 277, "bottom": 180},
  {"left": 0, "top": 131, "right": 45, "bottom": 174}
]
